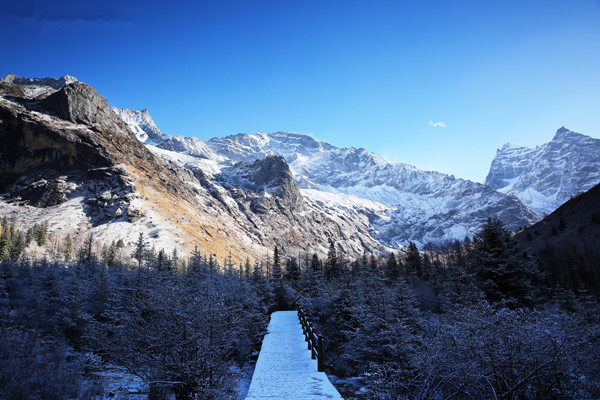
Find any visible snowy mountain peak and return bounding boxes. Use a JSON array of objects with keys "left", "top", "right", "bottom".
[
  {"left": 112, "top": 107, "right": 169, "bottom": 145},
  {"left": 552, "top": 126, "right": 586, "bottom": 142},
  {"left": 486, "top": 127, "right": 600, "bottom": 214},
  {"left": 0, "top": 73, "right": 78, "bottom": 90},
  {"left": 112, "top": 107, "right": 540, "bottom": 247}
]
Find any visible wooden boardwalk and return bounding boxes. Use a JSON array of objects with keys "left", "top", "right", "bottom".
[{"left": 245, "top": 311, "right": 343, "bottom": 400}]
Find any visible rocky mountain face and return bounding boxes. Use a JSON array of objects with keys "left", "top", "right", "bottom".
[
  {"left": 112, "top": 107, "right": 169, "bottom": 145},
  {"left": 0, "top": 75, "right": 282, "bottom": 261},
  {"left": 0, "top": 74, "right": 385, "bottom": 260},
  {"left": 119, "top": 123, "right": 540, "bottom": 248},
  {"left": 201, "top": 131, "right": 538, "bottom": 246},
  {"left": 4, "top": 73, "right": 595, "bottom": 261},
  {"left": 486, "top": 127, "right": 600, "bottom": 214}
]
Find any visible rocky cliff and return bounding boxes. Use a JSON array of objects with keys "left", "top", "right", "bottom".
[{"left": 486, "top": 127, "right": 600, "bottom": 214}]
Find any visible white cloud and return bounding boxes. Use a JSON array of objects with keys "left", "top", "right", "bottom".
[{"left": 428, "top": 120, "right": 446, "bottom": 128}]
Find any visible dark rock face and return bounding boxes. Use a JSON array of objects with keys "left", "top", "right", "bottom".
[
  {"left": 229, "top": 156, "right": 304, "bottom": 213},
  {"left": 0, "top": 101, "right": 108, "bottom": 191},
  {"left": 40, "top": 82, "right": 133, "bottom": 135},
  {"left": 13, "top": 175, "right": 75, "bottom": 208},
  {"left": 0, "top": 77, "right": 194, "bottom": 220}
]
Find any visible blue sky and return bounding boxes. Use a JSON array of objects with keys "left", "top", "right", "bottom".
[{"left": 2, "top": 0, "right": 600, "bottom": 182}]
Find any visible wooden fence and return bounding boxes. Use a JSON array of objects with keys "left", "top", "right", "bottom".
[{"left": 298, "top": 307, "right": 325, "bottom": 372}]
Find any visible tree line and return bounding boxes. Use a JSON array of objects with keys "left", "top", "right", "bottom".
[{"left": 1, "top": 216, "right": 599, "bottom": 399}]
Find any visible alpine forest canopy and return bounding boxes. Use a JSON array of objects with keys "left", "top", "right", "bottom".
[{"left": 1, "top": 215, "right": 599, "bottom": 399}]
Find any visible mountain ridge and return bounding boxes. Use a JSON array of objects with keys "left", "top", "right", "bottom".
[
  {"left": 2, "top": 73, "right": 597, "bottom": 259},
  {"left": 485, "top": 127, "right": 600, "bottom": 214}
]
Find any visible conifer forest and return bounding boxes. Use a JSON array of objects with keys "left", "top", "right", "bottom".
[{"left": 1, "top": 215, "right": 599, "bottom": 400}]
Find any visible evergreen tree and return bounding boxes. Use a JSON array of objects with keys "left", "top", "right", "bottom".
[
  {"left": 272, "top": 246, "right": 282, "bottom": 280},
  {"left": 10, "top": 230, "right": 26, "bottom": 261},
  {"left": 63, "top": 234, "right": 73, "bottom": 261},
  {"left": 79, "top": 233, "right": 94, "bottom": 263},
  {"left": 252, "top": 261, "right": 263, "bottom": 282},
  {"left": 285, "top": 257, "right": 300, "bottom": 282},
  {"left": 324, "top": 241, "right": 339, "bottom": 280},
  {"left": 311, "top": 253, "right": 321, "bottom": 274},
  {"left": 188, "top": 245, "right": 204, "bottom": 276},
  {"left": 208, "top": 254, "right": 217, "bottom": 273},
  {"left": 171, "top": 248, "right": 180, "bottom": 272},
  {"left": 0, "top": 216, "right": 11, "bottom": 259},
  {"left": 156, "top": 248, "right": 170, "bottom": 272},
  {"left": 106, "top": 240, "right": 118, "bottom": 266},
  {"left": 385, "top": 252, "right": 400, "bottom": 280},
  {"left": 133, "top": 232, "right": 146, "bottom": 269},
  {"left": 469, "top": 217, "right": 537, "bottom": 307},
  {"left": 244, "top": 257, "right": 252, "bottom": 279},
  {"left": 405, "top": 242, "right": 423, "bottom": 277}
]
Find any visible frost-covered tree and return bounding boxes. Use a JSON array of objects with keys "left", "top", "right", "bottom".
[
  {"left": 469, "top": 217, "right": 538, "bottom": 307},
  {"left": 133, "top": 232, "right": 147, "bottom": 269},
  {"left": 324, "top": 242, "right": 339, "bottom": 281},
  {"left": 272, "top": 246, "right": 282, "bottom": 280}
]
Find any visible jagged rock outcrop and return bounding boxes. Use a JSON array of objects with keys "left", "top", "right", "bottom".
[
  {"left": 486, "top": 127, "right": 600, "bottom": 214},
  {"left": 0, "top": 73, "right": 78, "bottom": 90},
  {"left": 0, "top": 73, "right": 77, "bottom": 100},
  {"left": 40, "top": 82, "right": 134, "bottom": 135},
  {"left": 112, "top": 107, "right": 169, "bottom": 145},
  {"left": 234, "top": 156, "right": 304, "bottom": 212}
]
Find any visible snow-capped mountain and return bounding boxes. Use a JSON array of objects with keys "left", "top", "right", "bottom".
[
  {"left": 0, "top": 72, "right": 78, "bottom": 90},
  {"left": 7, "top": 73, "right": 595, "bottom": 260},
  {"left": 112, "top": 108, "right": 169, "bottom": 145},
  {"left": 0, "top": 75, "right": 385, "bottom": 260},
  {"left": 203, "top": 132, "right": 537, "bottom": 247},
  {"left": 122, "top": 124, "right": 538, "bottom": 247},
  {"left": 485, "top": 127, "right": 600, "bottom": 214},
  {"left": 112, "top": 107, "right": 224, "bottom": 160},
  {"left": 0, "top": 72, "right": 78, "bottom": 99}
]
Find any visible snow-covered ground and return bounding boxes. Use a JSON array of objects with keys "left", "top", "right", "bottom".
[{"left": 245, "top": 311, "right": 343, "bottom": 400}]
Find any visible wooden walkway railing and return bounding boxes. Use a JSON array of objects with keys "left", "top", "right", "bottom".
[{"left": 298, "top": 307, "right": 325, "bottom": 372}]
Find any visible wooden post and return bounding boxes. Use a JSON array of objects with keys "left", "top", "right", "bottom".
[
  {"left": 317, "top": 335, "right": 324, "bottom": 372},
  {"left": 297, "top": 308, "right": 326, "bottom": 372}
]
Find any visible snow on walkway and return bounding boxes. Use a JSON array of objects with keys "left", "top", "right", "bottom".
[{"left": 245, "top": 311, "right": 343, "bottom": 400}]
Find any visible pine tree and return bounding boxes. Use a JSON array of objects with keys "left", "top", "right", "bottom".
[
  {"left": 252, "top": 261, "right": 263, "bottom": 282},
  {"left": 244, "top": 257, "right": 252, "bottom": 279},
  {"left": 0, "top": 216, "right": 11, "bottom": 260},
  {"left": 106, "top": 240, "right": 118, "bottom": 266},
  {"left": 469, "top": 217, "right": 537, "bottom": 307},
  {"left": 385, "top": 252, "right": 400, "bottom": 280},
  {"left": 156, "top": 248, "right": 170, "bottom": 272},
  {"left": 405, "top": 242, "right": 423, "bottom": 277},
  {"left": 10, "top": 230, "right": 25, "bottom": 261},
  {"left": 285, "top": 257, "right": 300, "bottom": 282},
  {"left": 79, "top": 233, "right": 94, "bottom": 263},
  {"left": 187, "top": 245, "right": 206, "bottom": 277},
  {"left": 133, "top": 232, "right": 146, "bottom": 269},
  {"left": 272, "top": 246, "right": 282, "bottom": 280},
  {"left": 325, "top": 241, "right": 339, "bottom": 280},
  {"left": 311, "top": 253, "right": 321, "bottom": 274},
  {"left": 63, "top": 234, "right": 73, "bottom": 261},
  {"left": 171, "top": 248, "right": 180, "bottom": 271}
]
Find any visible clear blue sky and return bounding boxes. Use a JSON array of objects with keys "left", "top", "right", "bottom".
[{"left": 2, "top": 0, "right": 600, "bottom": 182}]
